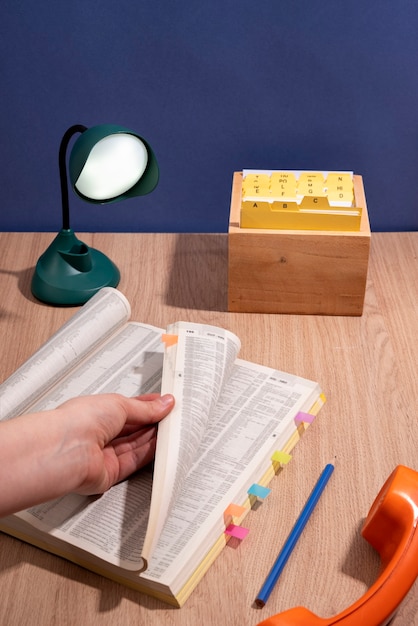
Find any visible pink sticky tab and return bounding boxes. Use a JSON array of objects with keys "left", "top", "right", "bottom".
[
  {"left": 225, "top": 524, "right": 249, "bottom": 540},
  {"left": 295, "top": 411, "right": 316, "bottom": 424}
]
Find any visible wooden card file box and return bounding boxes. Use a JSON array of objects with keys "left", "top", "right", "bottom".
[{"left": 228, "top": 172, "right": 371, "bottom": 316}]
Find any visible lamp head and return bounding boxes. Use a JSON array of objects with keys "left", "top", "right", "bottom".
[
  {"left": 31, "top": 123, "right": 159, "bottom": 306},
  {"left": 69, "top": 124, "right": 159, "bottom": 203}
]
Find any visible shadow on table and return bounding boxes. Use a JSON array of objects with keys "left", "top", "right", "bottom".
[
  {"left": 165, "top": 234, "right": 228, "bottom": 312},
  {"left": 341, "top": 519, "right": 381, "bottom": 592},
  {"left": 0, "top": 534, "right": 177, "bottom": 614},
  {"left": 0, "top": 266, "right": 39, "bottom": 304}
]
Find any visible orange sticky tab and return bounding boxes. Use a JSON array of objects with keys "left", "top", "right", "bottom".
[
  {"left": 225, "top": 504, "right": 246, "bottom": 519},
  {"left": 162, "top": 334, "right": 178, "bottom": 347}
]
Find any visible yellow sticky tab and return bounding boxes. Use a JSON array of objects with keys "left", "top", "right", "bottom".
[
  {"left": 271, "top": 451, "right": 292, "bottom": 465},
  {"left": 161, "top": 334, "right": 178, "bottom": 347}
]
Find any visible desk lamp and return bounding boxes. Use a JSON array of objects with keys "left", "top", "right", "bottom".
[{"left": 31, "top": 124, "right": 158, "bottom": 305}]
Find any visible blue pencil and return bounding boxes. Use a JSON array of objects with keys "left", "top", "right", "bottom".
[{"left": 255, "top": 462, "right": 335, "bottom": 608}]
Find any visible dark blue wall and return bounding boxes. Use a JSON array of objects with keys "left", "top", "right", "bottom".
[{"left": 1, "top": 1, "right": 418, "bottom": 233}]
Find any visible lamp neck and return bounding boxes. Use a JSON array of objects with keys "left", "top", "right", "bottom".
[{"left": 59, "top": 124, "right": 87, "bottom": 229}]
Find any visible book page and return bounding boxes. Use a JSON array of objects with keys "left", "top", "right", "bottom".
[
  {"left": 13, "top": 468, "right": 154, "bottom": 571},
  {"left": 9, "top": 320, "right": 166, "bottom": 571},
  {"left": 142, "top": 359, "right": 321, "bottom": 586},
  {"left": 25, "top": 322, "right": 164, "bottom": 411},
  {"left": 141, "top": 322, "right": 241, "bottom": 561},
  {"left": 0, "top": 287, "right": 131, "bottom": 421}
]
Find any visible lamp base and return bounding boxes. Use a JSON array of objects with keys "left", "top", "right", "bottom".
[{"left": 31, "top": 229, "right": 120, "bottom": 305}]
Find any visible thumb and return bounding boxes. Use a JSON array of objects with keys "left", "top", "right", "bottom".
[{"left": 127, "top": 394, "right": 175, "bottom": 425}]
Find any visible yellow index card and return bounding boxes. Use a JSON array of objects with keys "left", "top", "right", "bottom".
[
  {"left": 299, "top": 195, "right": 331, "bottom": 210},
  {"left": 241, "top": 200, "right": 271, "bottom": 212},
  {"left": 243, "top": 173, "right": 270, "bottom": 186},
  {"left": 239, "top": 170, "right": 361, "bottom": 230},
  {"left": 270, "top": 172, "right": 297, "bottom": 200},
  {"left": 297, "top": 172, "right": 326, "bottom": 197},
  {"left": 326, "top": 173, "right": 354, "bottom": 206},
  {"left": 242, "top": 173, "right": 271, "bottom": 198}
]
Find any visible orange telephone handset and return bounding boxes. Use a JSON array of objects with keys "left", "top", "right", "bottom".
[{"left": 256, "top": 465, "right": 418, "bottom": 626}]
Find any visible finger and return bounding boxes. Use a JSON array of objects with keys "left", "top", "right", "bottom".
[
  {"left": 133, "top": 393, "right": 161, "bottom": 402},
  {"left": 124, "top": 394, "right": 175, "bottom": 426},
  {"left": 112, "top": 424, "right": 157, "bottom": 455},
  {"left": 117, "top": 423, "right": 150, "bottom": 437},
  {"left": 115, "top": 433, "right": 158, "bottom": 481}
]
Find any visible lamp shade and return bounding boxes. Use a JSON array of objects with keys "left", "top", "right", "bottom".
[{"left": 69, "top": 124, "right": 159, "bottom": 203}]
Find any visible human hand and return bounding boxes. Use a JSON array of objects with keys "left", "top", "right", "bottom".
[
  {"left": 55, "top": 393, "right": 175, "bottom": 495},
  {"left": 0, "top": 393, "right": 174, "bottom": 516}
]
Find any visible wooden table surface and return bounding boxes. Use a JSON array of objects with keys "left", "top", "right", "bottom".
[{"left": 0, "top": 231, "right": 417, "bottom": 626}]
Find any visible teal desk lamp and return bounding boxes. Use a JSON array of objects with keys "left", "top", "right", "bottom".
[{"left": 31, "top": 124, "right": 158, "bottom": 305}]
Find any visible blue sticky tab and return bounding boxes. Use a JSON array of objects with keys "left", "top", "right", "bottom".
[{"left": 248, "top": 484, "right": 271, "bottom": 499}]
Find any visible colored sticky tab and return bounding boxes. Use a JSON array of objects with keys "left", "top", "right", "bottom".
[
  {"left": 271, "top": 451, "right": 292, "bottom": 465},
  {"left": 224, "top": 504, "right": 246, "bottom": 519},
  {"left": 161, "top": 334, "right": 178, "bottom": 347},
  {"left": 225, "top": 524, "right": 249, "bottom": 540},
  {"left": 248, "top": 484, "right": 271, "bottom": 499},
  {"left": 295, "top": 411, "right": 316, "bottom": 424}
]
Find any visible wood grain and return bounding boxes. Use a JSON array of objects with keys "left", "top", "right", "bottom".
[{"left": 0, "top": 231, "right": 417, "bottom": 626}]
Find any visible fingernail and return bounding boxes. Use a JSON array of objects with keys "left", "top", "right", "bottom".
[{"left": 160, "top": 394, "right": 174, "bottom": 407}]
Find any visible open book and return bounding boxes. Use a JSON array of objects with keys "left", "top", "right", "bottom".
[{"left": 0, "top": 288, "right": 324, "bottom": 606}]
